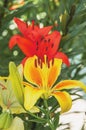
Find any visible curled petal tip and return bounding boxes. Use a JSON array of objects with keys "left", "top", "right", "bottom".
[{"left": 55, "top": 52, "right": 70, "bottom": 67}]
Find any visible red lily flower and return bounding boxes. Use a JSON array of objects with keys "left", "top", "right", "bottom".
[{"left": 9, "top": 17, "right": 70, "bottom": 66}]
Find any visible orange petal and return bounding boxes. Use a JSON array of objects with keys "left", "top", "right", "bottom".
[
  {"left": 24, "top": 56, "right": 43, "bottom": 87},
  {"left": 48, "top": 58, "right": 62, "bottom": 88},
  {"left": 24, "top": 85, "right": 44, "bottom": 110},
  {"left": 52, "top": 91, "right": 72, "bottom": 113},
  {"left": 54, "top": 80, "right": 86, "bottom": 92}
]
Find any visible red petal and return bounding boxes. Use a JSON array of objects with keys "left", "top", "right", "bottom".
[
  {"left": 9, "top": 35, "right": 20, "bottom": 49},
  {"left": 48, "top": 31, "right": 61, "bottom": 55},
  {"left": 14, "top": 17, "right": 39, "bottom": 39},
  {"left": 9, "top": 35, "right": 35, "bottom": 56},
  {"left": 14, "top": 17, "right": 29, "bottom": 37},
  {"left": 39, "top": 26, "right": 53, "bottom": 36},
  {"left": 55, "top": 52, "right": 70, "bottom": 67}
]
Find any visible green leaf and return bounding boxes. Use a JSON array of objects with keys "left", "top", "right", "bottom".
[
  {"left": 62, "top": 21, "right": 86, "bottom": 42},
  {"left": 53, "top": 112, "right": 60, "bottom": 129}
]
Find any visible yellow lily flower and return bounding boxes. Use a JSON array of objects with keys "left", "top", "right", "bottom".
[{"left": 23, "top": 55, "right": 86, "bottom": 113}]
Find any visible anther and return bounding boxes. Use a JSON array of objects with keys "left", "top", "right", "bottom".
[
  {"left": 51, "top": 43, "right": 54, "bottom": 48},
  {"left": 40, "top": 36, "right": 44, "bottom": 41},
  {"left": 46, "top": 56, "right": 50, "bottom": 68},
  {"left": 48, "top": 61, "right": 50, "bottom": 68},
  {"left": 32, "top": 20, "right": 35, "bottom": 30},
  {"left": 34, "top": 59, "right": 37, "bottom": 67},
  {"left": 38, "top": 57, "right": 41, "bottom": 65},
  {"left": 0, "top": 83, "right": 7, "bottom": 90},
  {"left": 52, "top": 58, "right": 54, "bottom": 66},
  {"left": 26, "top": 22, "right": 28, "bottom": 28},
  {"left": 40, "top": 60, "right": 42, "bottom": 68},
  {"left": 48, "top": 39, "right": 50, "bottom": 42}
]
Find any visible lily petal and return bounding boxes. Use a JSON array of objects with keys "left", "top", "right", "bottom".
[
  {"left": 24, "top": 56, "right": 43, "bottom": 87},
  {"left": 7, "top": 117, "right": 24, "bottom": 130},
  {"left": 9, "top": 35, "right": 35, "bottom": 56},
  {"left": 39, "top": 26, "right": 53, "bottom": 36},
  {"left": 52, "top": 91, "right": 72, "bottom": 113},
  {"left": 14, "top": 17, "right": 29, "bottom": 37},
  {"left": 54, "top": 80, "right": 86, "bottom": 92},
  {"left": 24, "top": 85, "right": 44, "bottom": 110},
  {"left": 46, "top": 31, "right": 61, "bottom": 57},
  {"left": 48, "top": 58, "right": 62, "bottom": 88},
  {"left": 55, "top": 52, "right": 70, "bottom": 67}
]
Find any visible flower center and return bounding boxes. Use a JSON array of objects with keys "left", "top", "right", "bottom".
[{"left": 34, "top": 55, "right": 54, "bottom": 69}]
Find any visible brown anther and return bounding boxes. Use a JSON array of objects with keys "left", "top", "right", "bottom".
[
  {"left": 44, "top": 39, "right": 47, "bottom": 42},
  {"left": 48, "top": 39, "right": 50, "bottom": 42},
  {"left": 38, "top": 57, "right": 41, "bottom": 65},
  {"left": 48, "top": 61, "right": 50, "bottom": 68},
  {"left": 26, "top": 22, "right": 28, "bottom": 28},
  {"left": 52, "top": 58, "right": 54, "bottom": 66},
  {"left": 51, "top": 43, "right": 54, "bottom": 48},
  {"left": 7, "top": 100, "right": 11, "bottom": 109},
  {"left": 40, "top": 36, "right": 44, "bottom": 41},
  {"left": 46, "top": 56, "right": 50, "bottom": 68},
  {"left": 34, "top": 59, "right": 37, "bottom": 67},
  {"left": 32, "top": 20, "right": 35, "bottom": 30},
  {"left": 40, "top": 60, "right": 42, "bottom": 68},
  {"left": 0, "top": 83, "right": 7, "bottom": 90}
]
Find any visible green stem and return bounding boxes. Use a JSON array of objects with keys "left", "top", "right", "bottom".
[{"left": 44, "top": 99, "right": 55, "bottom": 130}]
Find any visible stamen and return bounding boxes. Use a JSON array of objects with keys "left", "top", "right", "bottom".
[
  {"left": 40, "top": 36, "right": 44, "bottom": 41},
  {"left": 44, "top": 39, "right": 47, "bottom": 42},
  {"left": 38, "top": 57, "right": 41, "bottom": 65},
  {"left": 48, "top": 61, "right": 50, "bottom": 68},
  {"left": 26, "top": 22, "right": 28, "bottom": 28},
  {"left": 46, "top": 56, "right": 50, "bottom": 68},
  {"left": 0, "top": 83, "right": 7, "bottom": 90},
  {"left": 32, "top": 20, "right": 35, "bottom": 29},
  {"left": 34, "top": 59, "right": 37, "bottom": 67},
  {"left": 52, "top": 58, "right": 54, "bottom": 66},
  {"left": 40, "top": 60, "right": 42, "bottom": 69},
  {"left": 46, "top": 56, "right": 48, "bottom": 64},
  {"left": 48, "top": 39, "right": 50, "bottom": 42},
  {"left": 7, "top": 99, "right": 11, "bottom": 109}
]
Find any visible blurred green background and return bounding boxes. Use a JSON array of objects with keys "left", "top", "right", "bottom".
[{"left": 0, "top": 0, "right": 86, "bottom": 81}]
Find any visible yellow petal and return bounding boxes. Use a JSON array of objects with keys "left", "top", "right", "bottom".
[
  {"left": 29, "top": 106, "right": 40, "bottom": 113},
  {"left": 24, "top": 56, "right": 43, "bottom": 87},
  {"left": 48, "top": 58, "right": 62, "bottom": 88},
  {"left": 24, "top": 85, "right": 44, "bottom": 110},
  {"left": 9, "top": 62, "right": 24, "bottom": 106},
  {"left": 7, "top": 117, "right": 24, "bottom": 130},
  {"left": 54, "top": 80, "right": 86, "bottom": 92},
  {"left": 52, "top": 91, "right": 72, "bottom": 113}
]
